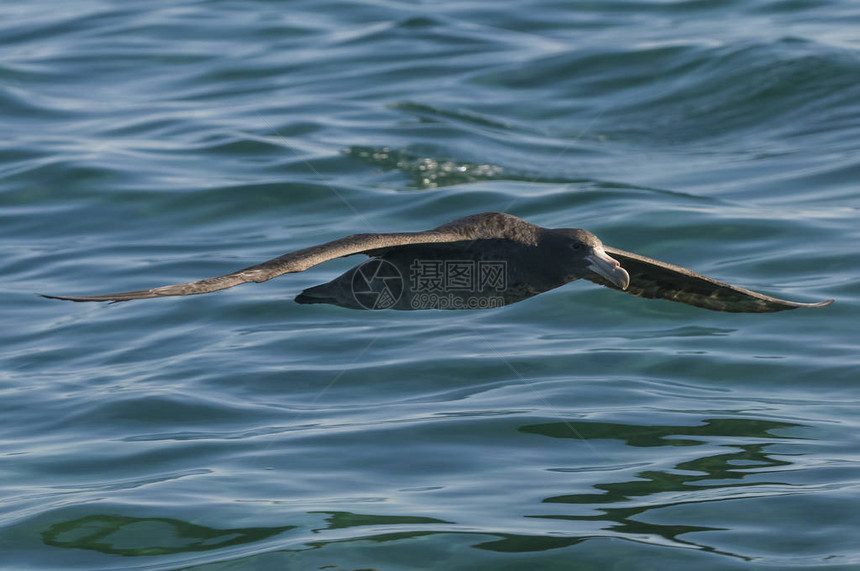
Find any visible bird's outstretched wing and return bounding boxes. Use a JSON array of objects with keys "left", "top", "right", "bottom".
[
  {"left": 41, "top": 212, "right": 537, "bottom": 302},
  {"left": 585, "top": 246, "right": 833, "bottom": 313}
]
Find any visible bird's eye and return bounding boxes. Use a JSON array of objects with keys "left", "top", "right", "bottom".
[{"left": 570, "top": 243, "right": 583, "bottom": 251}]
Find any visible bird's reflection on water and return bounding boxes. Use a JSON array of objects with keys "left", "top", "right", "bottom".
[
  {"left": 41, "top": 418, "right": 801, "bottom": 562},
  {"left": 519, "top": 417, "right": 801, "bottom": 560}
]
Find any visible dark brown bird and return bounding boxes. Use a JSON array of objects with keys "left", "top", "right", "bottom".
[{"left": 41, "top": 212, "right": 832, "bottom": 312}]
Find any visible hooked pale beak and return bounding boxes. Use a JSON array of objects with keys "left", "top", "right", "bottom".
[{"left": 586, "top": 246, "right": 630, "bottom": 290}]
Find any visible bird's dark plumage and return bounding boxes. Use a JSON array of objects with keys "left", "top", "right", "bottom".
[{"left": 41, "top": 212, "right": 833, "bottom": 313}]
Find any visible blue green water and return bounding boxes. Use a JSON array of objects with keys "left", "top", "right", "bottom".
[{"left": 3, "top": 1, "right": 859, "bottom": 569}]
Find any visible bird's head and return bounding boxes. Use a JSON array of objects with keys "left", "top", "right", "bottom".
[{"left": 548, "top": 228, "right": 630, "bottom": 290}]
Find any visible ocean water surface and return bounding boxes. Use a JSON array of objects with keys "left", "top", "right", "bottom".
[{"left": 2, "top": 1, "right": 860, "bottom": 569}]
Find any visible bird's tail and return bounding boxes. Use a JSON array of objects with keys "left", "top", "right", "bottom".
[
  {"left": 294, "top": 281, "right": 346, "bottom": 306},
  {"left": 295, "top": 285, "right": 335, "bottom": 305}
]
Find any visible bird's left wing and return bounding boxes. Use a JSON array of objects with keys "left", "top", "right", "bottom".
[{"left": 584, "top": 246, "right": 833, "bottom": 313}]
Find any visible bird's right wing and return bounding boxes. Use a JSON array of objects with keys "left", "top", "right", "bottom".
[{"left": 41, "top": 212, "right": 535, "bottom": 302}]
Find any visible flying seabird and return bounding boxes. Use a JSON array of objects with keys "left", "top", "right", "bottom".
[{"left": 41, "top": 212, "right": 833, "bottom": 312}]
